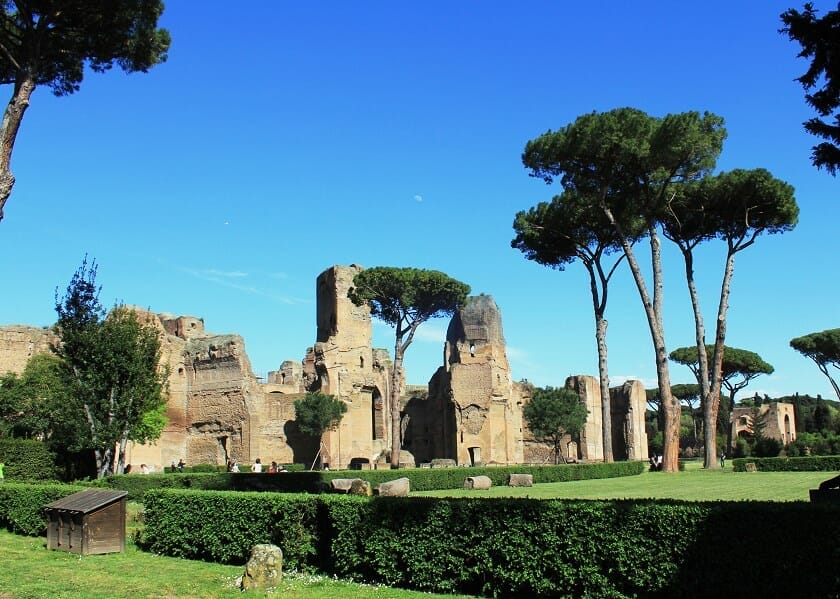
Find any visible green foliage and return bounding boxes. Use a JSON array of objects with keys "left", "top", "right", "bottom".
[
  {"left": 294, "top": 392, "right": 348, "bottom": 437},
  {"left": 0, "top": 1, "right": 170, "bottom": 96},
  {"left": 787, "top": 431, "right": 840, "bottom": 456},
  {"left": 523, "top": 386, "right": 588, "bottom": 464},
  {"left": 790, "top": 328, "right": 840, "bottom": 400},
  {"left": 54, "top": 258, "right": 168, "bottom": 477},
  {"left": 139, "top": 489, "right": 323, "bottom": 570},
  {"left": 780, "top": 3, "right": 840, "bottom": 173},
  {"left": 732, "top": 455, "right": 840, "bottom": 472},
  {"left": 752, "top": 437, "right": 783, "bottom": 458},
  {"left": 0, "top": 483, "right": 86, "bottom": 535},
  {"left": 0, "top": 353, "right": 68, "bottom": 440},
  {"left": 348, "top": 267, "right": 470, "bottom": 332},
  {"left": 84, "top": 461, "right": 645, "bottom": 499},
  {"left": 139, "top": 488, "right": 840, "bottom": 597},
  {"left": 669, "top": 344, "right": 774, "bottom": 399},
  {"left": 0, "top": 438, "right": 58, "bottom": 481}
]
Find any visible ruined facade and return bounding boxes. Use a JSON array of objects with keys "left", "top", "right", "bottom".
[
  {"left": 413, "top": 295, "right": 525, "bottom": 465},
  {"left": 300, "top": 264, "right": 396, "bottom": 469},
  {"left": 1, "top": 264, "right": 650, "bottom": 471},
  {"left": 731, "top": 402, "right": 796, "bottom": 448}
]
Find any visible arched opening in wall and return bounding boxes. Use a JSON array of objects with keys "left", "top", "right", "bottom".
[
  {"left": 470, "top": 343, "right": 475, "bottom": 358},
  {"left": 281, "top": 372, "right": 286, "bottom": 384},
  {"left": 178, "top": 367, "right": 184, "bottom": 376},
  {"left": 784, "top": 413, "right": 792, "bottom": 443},
  {"left": 372, "top": 387, "right": 384, "bottom": 440},
  {"left": 468, "top": 446, "right": 481, "bottom": 466},
  {"left": 360, "top": 355, "right": 364, "bottom": 369}
]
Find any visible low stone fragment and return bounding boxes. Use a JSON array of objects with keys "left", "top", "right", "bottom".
[
  {"left": 376, "top": 477, "right": 410, "bottom": 496},
  {"left": 330, "top": 478, "right": 356, "bottom": 493},
  {"left": 239, "top": 544, "right": 283, "bottom": 590},
  {"left": 464, "top": 475, "right": 492, "bottom": 490},
  {"left": 350, "top": 478, "right": 372, "bottom": 496},
  {"left": 508, "top": 473, "right": 533, "bottom": 487}
]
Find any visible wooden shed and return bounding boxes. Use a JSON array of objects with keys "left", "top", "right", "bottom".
[{"left": 44, "top": 489, "right": 128, "bottom": 555}]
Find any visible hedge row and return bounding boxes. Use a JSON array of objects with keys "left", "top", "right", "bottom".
[
  {"left": 0, "top": 483, "right": 85, "bottom": 535},
  {"left": 0, "top": 439, "right": 59, "bottom": 481},
  {"left": 92, "top": 461, "right": 646, "bottom": 500},
  {"left": 140, "top": 489, "right": 840, "bottom": 598},
  {"left": 732, "top": 455, "right": 840, "bottom": 472}
]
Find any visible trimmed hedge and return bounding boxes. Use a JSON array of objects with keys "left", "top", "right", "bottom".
[
  {"left": 138, "top": 489, "right": 323, "bottom": 571},
  {"left": 0, "top": 483, "right": 86, "bottom": 535},
  {"left": 91, "top": 461, "right": 645, "bottom": 500},
  {"left": 140, "top": 489, "right": 840, "bottom": 598},
  {"left": 732, "top": 455, "right": 840, "bottom": 472},
  {"left": 0, "top": 438, "right": 59, "bottom": 482},
  {"left": 87, "top": 471, "right": 231, "bottom": 501}
]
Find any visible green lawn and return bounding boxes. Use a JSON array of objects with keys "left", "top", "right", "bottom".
[
  {"left": 414, "top": 462, "right": 832, "bottom": 501},
  {"left": 0, "top": 530, "right": 468, "bottom": 599}
]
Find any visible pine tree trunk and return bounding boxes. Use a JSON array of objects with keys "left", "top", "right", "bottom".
[
  {"left": 0, "top": 76, "right": 36, "bottom": 221},
  {"left": 390, "top": 343, "right": 404, "bottom": 469},
  {"left": 595, "top": 315, "right": 614, "bottom": 462},
  {"left": 680, "top": 246, "right": 717, "bottom": 469}
]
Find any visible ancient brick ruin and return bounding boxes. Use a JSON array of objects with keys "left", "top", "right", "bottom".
[{"left": 0, "top": 264, "right": 649, "bottom": 470}]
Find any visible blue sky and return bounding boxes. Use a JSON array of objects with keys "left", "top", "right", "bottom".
[{"left": 0, "top": 1, "right": 837, "bottom": 401}]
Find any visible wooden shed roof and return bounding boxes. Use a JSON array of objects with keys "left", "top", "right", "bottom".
[{"left": 44, "top": 489, "right": 128, "bottom": 514}]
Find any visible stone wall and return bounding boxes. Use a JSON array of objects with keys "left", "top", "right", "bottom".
[
  {"left": 0, "top": 325, "right": 58, "bottom": 376},
  {"left": 302, "top": 265, "right": 395, "bottom": 469},
  {"left": 730, "top": 402, "right": 796, "bottom": 449},
  {"left": 420, "top": 295, "right": 524, "bottom": 466}
]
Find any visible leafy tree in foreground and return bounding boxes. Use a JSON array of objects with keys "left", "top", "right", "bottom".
[
  {"left": 780, "top": 3, "right": 840, "bottom": 174},
  {"left": 522, "top": 107, "right": 726, "bottom": 472},
  {"left": 523, "top": 386, "right": 588, "bottom": 464},
  {"left": 54, "top": 258, "right": 167, "bottom": 478},
  {"left": 512, "top": 190, "right": 642, "bottom": 462},
  {"left": 791, "top": 328, "right": 840, "bottom": 399},
  {"left": 349, "top": 267, "right": 470, "bottom": 468},
  {"left": 0, "top": 1, "right": 170, "bottom": 220}
]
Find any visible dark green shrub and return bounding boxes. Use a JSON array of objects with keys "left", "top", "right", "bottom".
[
  {"left": 85, "top": 461, "right": 645, "bottom": 498},
  {"left": 0, "top": 482, "right": 85, "bottom": 535},
  {"left": 139, "top": 489, "right": 323, "bottom": 570},
  {"left": 0, "top": 439, "right": 58, "bottom": 481},
  {"left": 734, "top": 437, "right": 750, "bottom": 458},
  {"left": 732, "top": 455, "right": 840, "bottom": 472},
  {"left": 139, "top": 489, "right": 840, "bottom": 597},
  {"left": 752, "top": 437, "right": 782, "bottom": 458}
]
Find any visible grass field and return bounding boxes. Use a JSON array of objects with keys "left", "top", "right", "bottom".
[
  {"left": 414, "top": 461, "right": 833, "bottom": 501},
  {"left": 0, "top": 466, "right": 832, "bottom": 598}
]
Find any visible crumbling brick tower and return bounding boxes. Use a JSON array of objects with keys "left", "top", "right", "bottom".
[
  {"left": 302, "top": 265, "right": 394, "bottom": 469},
  {"left": 421, "top": 294, "right": 525, "bottom": 465}
]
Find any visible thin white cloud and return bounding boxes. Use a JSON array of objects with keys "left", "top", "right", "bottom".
[
  {"left": 177, "top": 265, "right": 308, "bottom": 305},
  {"left": 203, "top": 269, "right": 248, "bottom": 278},
  {"left": 413, "top": 194, "right": 423, "bottom": 202}
]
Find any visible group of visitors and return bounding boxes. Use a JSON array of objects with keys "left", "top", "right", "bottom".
[
  {"left": 247, "top": 458, "right": 288, "bottom": 473},
  {"left": 649, "top": 453, "right": 664, "bottom": 471}
]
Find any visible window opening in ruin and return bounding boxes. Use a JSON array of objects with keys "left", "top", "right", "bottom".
[
  {"left": 469, "top": 343, "right": 475, "bottom": 358},
  {"left": 468, "top": 446, "right": 481, "bottom": 466},
  {"left": 360, "top": 355, "right": 364, "bottom": 368},
  {"left": 281, "top": 372, "right": 286, "bottom": 384},
  {"left": 460, "top": 431, "right": 464, "bottom": 443},
  {"left": 178, "top": 367, "right": 184, "bottom": 375}
]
